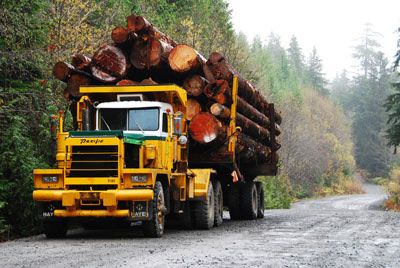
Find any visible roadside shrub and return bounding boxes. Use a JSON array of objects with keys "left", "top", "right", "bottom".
[
  {"left": 258, "top": 175, "right": 292, "bottom": 209},
  {"left": 385, "top": 167, "right": 400, "bottom": 211}
]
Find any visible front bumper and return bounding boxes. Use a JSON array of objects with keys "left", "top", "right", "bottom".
[{"left": 33, "top": 189, "right": 153, "bottom": 218}]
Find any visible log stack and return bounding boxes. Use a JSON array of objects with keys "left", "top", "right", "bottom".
[{"left": 53, "top": 14, "right": 282, "bottom": 178}]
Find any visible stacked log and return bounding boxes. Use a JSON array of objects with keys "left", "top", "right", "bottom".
[{"left": 53, "top": 13, "right": 282, "bottom": 176}]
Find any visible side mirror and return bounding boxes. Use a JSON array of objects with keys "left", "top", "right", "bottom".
[{"left": 173, "top": 111, "right": 184, "bottom": 135}]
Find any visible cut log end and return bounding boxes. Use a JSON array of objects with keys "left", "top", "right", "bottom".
[
  {"left": 66, "top": 74, "right": 91, "bottom": 97},
  {"left": 168, "top": 44, "right": 200, "bottom": 73},
  {"left": 53, "top": 61, "right": 74, "bottom": 81},
  {"left": 111, "top": 26, "right": 129, "bottom": 44},
  {"left": 92, "top": 44, "right": 127, "bottom": 82},
  {"left": 71, "top": 54, "right": 91, "bottom": 70},
  {"left": 127, "top": 14, "right": 150, "bottom": 32},
  {"left": 187, "top": 98, "right": 202, "bottom": 120},
  {"left": 182, "top": 75, "right": 208, "bottom": 97},
  {"left": 189, "top": 112, "right": 224, "bottom": 144}
]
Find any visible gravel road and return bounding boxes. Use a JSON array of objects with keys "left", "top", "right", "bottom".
[{"left": 1, "top": 184, "right": 399, "bottom": 267}]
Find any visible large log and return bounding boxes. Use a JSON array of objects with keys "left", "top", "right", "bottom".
[
  {"left": 203, "top": 80, "right": 231, "bottom": 105},
  {"left": 210, "top": 103, "right": 271, "bottom": 144},
  {"left": 237, "top": 97, "right": 281, "bottom": 135},
  {"left": 111, "top": 26, "right": 129, "bottom": 44},
  {"left": 71, "top": 54, "right": 91, "bottom": 71},
  {"left": 187, "top": 98, "right": 202, "bottom": 120},
  {"left": 168, "top": 45, "right": 206, "bottom": 73},
  {"left": 127, "top": 14, "right": 177, "bottom": 46},
  {"left": 91, "top": 44, "right": 128, "bottom": 83},
  {"left": 236, "top": 133, "right": 271, "bottom": 163},
  {"left": 182, "top": 75, "right": 208, "bottom": 97},
  {"left": 65, "top": 74, "right": 91, "bottom": 98},
  {"left": 207, "top": 53, "right": 282, "bottom": 124},
  {"left": 130, "top": 36, "right": 172, "bottom": 70},
  {"left": 189, "top": 112, "right": 227, "bottom": 145},
  {"left": 53, "top": 61, "right": 75, "bottom": 81}
]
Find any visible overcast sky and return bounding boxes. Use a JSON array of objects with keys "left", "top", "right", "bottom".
[{"left": 227, "top": 0, "right": 400, "bottom": 80}]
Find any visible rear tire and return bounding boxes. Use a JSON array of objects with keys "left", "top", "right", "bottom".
[
  {"left": 256, "top": 181, "right": 265, "bottom": 219},
  {"left": 228, "top": 183, "right": 241, "bottom": 220},
  {"left": 240, "top": 181, "right": 258, "bottom": 220},
  {"left": 213, "top": 180, "right": 223, "bottom": 227},
  {"left": 193, "top": 182, "right": 214, "bottom": 229},
  {"left": 143, "top": 181, "right": 166, "bottom": 237},
  {"left": 43, "top": 219, "right": 67, "bottom": 238}
]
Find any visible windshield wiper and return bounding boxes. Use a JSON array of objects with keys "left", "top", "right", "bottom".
[
  {"left": 131, "top": 116, "right": 144, "bottom": 134},
  {"left": 101, "top": 116, "right": 111, "bottom": 130}
]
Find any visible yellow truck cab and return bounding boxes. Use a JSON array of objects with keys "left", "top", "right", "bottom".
[{"left": 33, "top": 84, "right": 219, "bottom": 238}]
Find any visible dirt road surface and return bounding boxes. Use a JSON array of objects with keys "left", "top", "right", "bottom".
[{"left": 1, "top": 184, "right": 399, "bottom": 267}]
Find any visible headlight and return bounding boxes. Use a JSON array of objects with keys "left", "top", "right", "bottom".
[
  {"left": 131, "top": 175, "right": 148, "bottom": 183},
  {"left": 42, "top": 176, "right": 58, "bottom": 183}
]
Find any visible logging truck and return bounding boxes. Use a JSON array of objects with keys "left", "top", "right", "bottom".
[{"left": 32, "top": 77, "right": 279, "bottom": 238}]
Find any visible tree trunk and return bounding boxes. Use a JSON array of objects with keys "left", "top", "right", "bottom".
[
  {"left": 111, "top": 26, "right": 129, "bottom": 44},
  {"left": 210, "top": 103, "right": 271, "bottom": 144},
  {"left": 127, "top": 14, "right": 177, "bottom": 46},
  {"left": 65, "top": 74, "right": 91, "bottom": 98},
  {"left": 91, "top": 44, "right": 128, "bottom": 83},
  {"left": 189, "top": 112, "right": 227, "bottom": 145},
  {"left": 237, "top": 97, "right": 281, "bottom": 135},
  {"left": 203, "top": 80, "right": 231, "bottom": 105},
  {"left": 182, "top": 75, "right": 208, "bottom": 97},
  {"left": 187, "top": 98, "right": 202, "bottom": 120},
  {"left": 168, "top": 44, "right": 205, "bottom": 73},
  {"left": 236, "top": 133, "right": 271, "bottom": 163},
  {"left": 71, "top": 54, "right": 91, "bottom": 71},
  {"left": 207, "top": 52, "right": 282, "bottom": 124},
  {"left": 53, "top": 61, "right": 75, "bottom": 81}
]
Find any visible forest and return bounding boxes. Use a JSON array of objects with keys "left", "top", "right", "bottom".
[{"left": 0, "top": 0, "right": 399, "bottom": 238}]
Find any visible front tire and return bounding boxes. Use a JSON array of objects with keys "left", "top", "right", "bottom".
[
  {"left": 43, "top": 219, "right": 67, "bottom": 238},
  {"left": 193, "top": 182, "right": 214, "bottom": 229},
  {"left": 143, "top": 181, "right": 166, "bottom": 237}
]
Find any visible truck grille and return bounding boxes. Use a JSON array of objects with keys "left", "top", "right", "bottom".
[{"left": 68, "top": 146, "right": 118, "bottom": 178}]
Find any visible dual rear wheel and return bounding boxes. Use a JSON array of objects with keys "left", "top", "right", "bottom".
[{"left": 228, "top": 181, "right": 265, "bottom": 220}]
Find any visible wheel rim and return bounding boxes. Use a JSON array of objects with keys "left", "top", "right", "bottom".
[{"left": 157, "top": 190, "right": 165, "bottom": 232}]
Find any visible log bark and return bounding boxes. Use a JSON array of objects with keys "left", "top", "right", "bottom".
[
  {"left": 53, "top": 61, "right": 75, "bottom": 81},
  {"left": 91, "top": 44, "right": 128, "bottom": 83},
  {"left": 182, "top": 75, "right": 208, "bottom": 97},
  {"left": 236, "top": 133, "right": 271, "bottom": 163},
  {"left": 207, "top": 52, "right": 282, "bottom": 124},
  {"left": 168, "top": 45, "right": 205, "bottom": 73},
  {"left": 65, "top": 74, "right": 91, "bottom": 98},
  {"left": 210, "top": 103, "right": 271, "bottom": 144},
  {"left": 189, "top": 112, "right": 227, "bottom": 145},
  {"left": 203, "top": 80, "right": 231, "bottom": 105},
  {"left": 111, "top": 26, "right": 129, "bottom": 44},
  {"left": 130, "top": 37, "right": 172, "bottom": 70},
  {"left": 71, "top": 54, "right": 91, "bottom": 71},
  {"left": 187, "top": 98, "right": 202, "bottom": 120},
  {"left": 237, "top": 97, "right": 281, "bottom": 135},
  {"left": 127, "top": 14, "right": 177, "bottom": 46}
]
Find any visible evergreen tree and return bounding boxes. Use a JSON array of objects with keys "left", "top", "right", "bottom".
[
  {"left": 287, "top": 36, "right": 304, "bottom": 77},
  {"left": 307, "top": 47, "right": 328, "bottom": 95}
]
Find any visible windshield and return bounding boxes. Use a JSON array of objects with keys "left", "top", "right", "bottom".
[
  {"left": 98, "top": 108, "right": 159, "bottom": 131},
  {"left": 128, "top": 108, "right": 159, "bottom": 131},
  {"left": 99, "top": 109, "right": 127, "bottom": 130}
]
